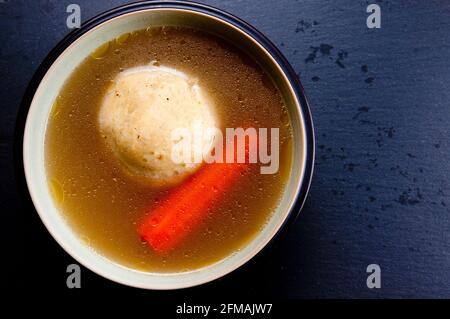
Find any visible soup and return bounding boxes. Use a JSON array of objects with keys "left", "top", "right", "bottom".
[{"left": 45, "top": 26, "right": 292, "bottom": 272}]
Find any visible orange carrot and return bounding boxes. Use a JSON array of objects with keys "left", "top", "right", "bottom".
[{"left": 138, "top": 147, "right": 250, "bottom": 253}]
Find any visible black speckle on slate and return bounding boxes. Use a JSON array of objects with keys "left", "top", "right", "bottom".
[
  {"left": 376, "top": 127, "right": 396, "bottom": 147},
  {"left": 312, "top": 76, "right": 320, "bottom": 82},
  {"left": 344, "top": 163, "right": 359, "bottom": 172},
  {"left": 434, "top": 143, "right": 440, "bottom": 148},
  {"left": 361, "top": 65, "right": 368, "bottom": 73},
  {"left": 366, "top": 186, "right": 371, "bottom": 191},
  {"left": 358, "top": 106, "right": 370, "bottom": 112},
  {"left": 407, "top": 153, "right": 416, "bottom": 158},
  {"left": 365, "top": 77, "right": 375, "bottom": 84},
  {"left": 295, "top": 20, "right": 315, "bottom": 33},
  {"left": 386, "top": 127, "right": 395, "bottom": 138},
  {"left": 368, "top": 158, "right": 378, "bottom": 168},
  {"left": 320, "top": 44, "right": 333, "bottom": 55},
  {"left": 352, "top": 106, "right": 369, "bottom": 119},
  {"left": 304, "top": 44, "right": 334, "bottom": 64},
  {"left": 417, "top": 188, "right": 423, "bottom": 199},
  {"left": 397, "top": 191, "right": 421, "bottom": 206},
  {"left": 304, "top": 47, "right": 318, "bottom": 63},
  {"left": 376, "top": 139, "right": 383, "bottom": 147},
  {"left": 335, "top": 50, "right": 348, "bottom": 68},
  {"left": 369, "top": 196, "right": 376, "bottom": 202},
  {"left": 386, "top": 129, "right": 394, "bottom": 139},
  {"left": 319, "top": 144, "right": 325, "bottom": 150},
  {"left": 368, "top": 224, "right": 374, "bottom": 229},
  {"left": 391, "top": 165, "right": 409, "bottom": 178},
  {"left": 333, "top": 153, "right": 346, "bottom": 161}
]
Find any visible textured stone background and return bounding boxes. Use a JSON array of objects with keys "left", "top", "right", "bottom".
[{"left": 1, "top": 0, "right": 449, "bottom": 298}]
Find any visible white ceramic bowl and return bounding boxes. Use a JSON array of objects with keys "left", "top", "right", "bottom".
[{"left": 22, "top": 1, "right": 314, "bottom": 289}]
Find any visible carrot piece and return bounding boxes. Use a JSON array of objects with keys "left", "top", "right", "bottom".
[{"left": 138, "top": 153, "right": 249, "bottom": 253}]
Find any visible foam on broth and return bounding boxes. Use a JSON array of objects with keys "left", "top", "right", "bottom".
[{"left": 45, "top": 27, "right": 293, "bottom": 272}]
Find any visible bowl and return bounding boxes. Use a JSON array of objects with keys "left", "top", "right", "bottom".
[{"left": 20, "top": 0, "right": 314, "bottom": 289}]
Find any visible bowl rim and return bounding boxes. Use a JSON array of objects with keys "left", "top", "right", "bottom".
[{"left": 15, "top": 0, "right": 315, "bottom": 289}]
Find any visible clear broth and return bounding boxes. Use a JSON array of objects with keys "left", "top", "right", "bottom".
[{"left": 45, "top": 27, "right": 292, "bottom": 272}]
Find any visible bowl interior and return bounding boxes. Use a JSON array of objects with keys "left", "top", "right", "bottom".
[{"left": 23, "top": 7, "right": 307, "bottom": 289}]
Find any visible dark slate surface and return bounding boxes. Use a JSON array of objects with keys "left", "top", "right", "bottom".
[{"left": 1, "top": 0, "right": 449, "bottom": 298}]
